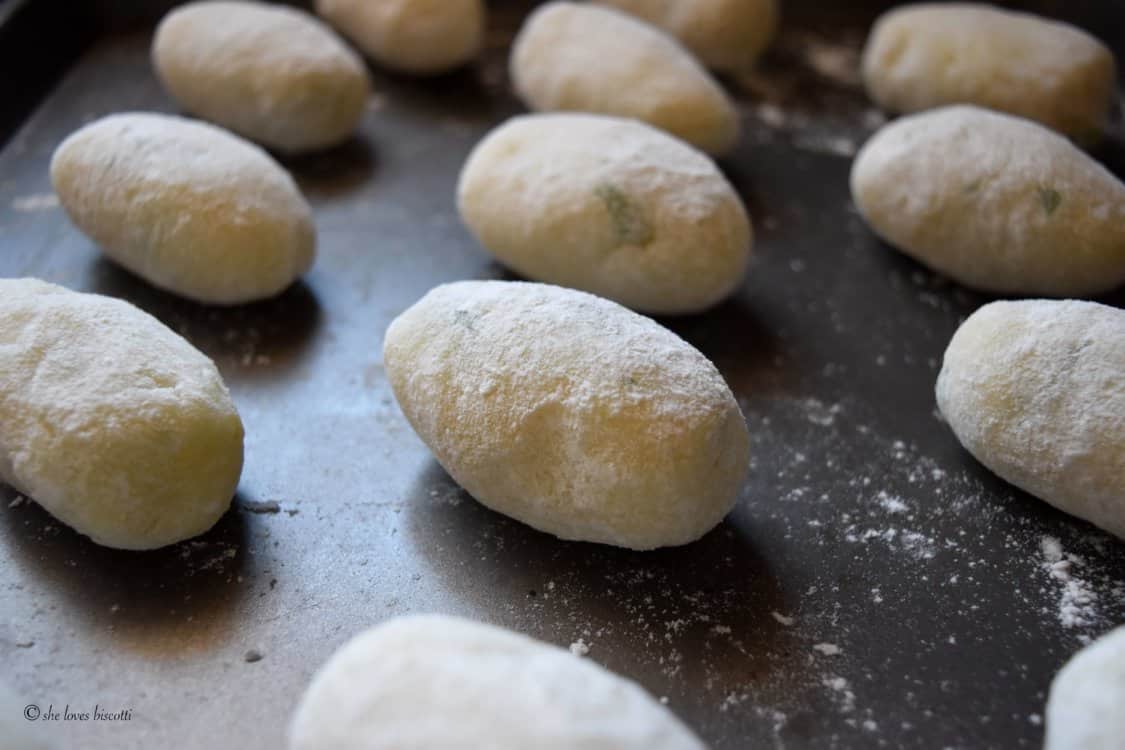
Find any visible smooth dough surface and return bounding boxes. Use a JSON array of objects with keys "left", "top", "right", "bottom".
[
  {"left": 457, "top": 113, "right": 751, "bottom": 314},
  {"left": 936, "top": 299, "right": 1124, "bottom": 539},
  {"left": 51, "top": 112, "right": 316, "bottom": 305},
  {"left": 288, "top": 615, "right": 707, "bottom": 750},
  {"left": 510, "top": 2, "right": 740, "bottom": 156},
  {"left": 861, "top": 3, "right": 1115, "bottom": 140},
  {"left": 153, "top": 0, "right": 370, "bottom": 153},
  {"left": 0, "top": 279, "right": 244, "bottom": 550},
  {"left": 850, "top": 106, "right": 1125, "bottom": 296},
  {"left": 1046, "top": 626, "right": 1125, "bottom": 750},
  {"left": 315, "top": 0, "right": 485, "bottom": 74},
  {"left": 595, "top": 0, "right": 778, "bottom": 72},
  {"left": 383, "top": 281, "right": 749, "bottom": 550}
]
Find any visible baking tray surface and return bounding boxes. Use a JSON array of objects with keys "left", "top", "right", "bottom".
[{"left": 1, "top": 3, "right": 1123, "bottom": 748}]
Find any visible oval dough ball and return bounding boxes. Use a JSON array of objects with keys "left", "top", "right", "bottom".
[
  {"left": 457, "top": 113, "right": 752, "bottom": 314},
  {"left": 383, "top": 281, "right": 749, "bottom": 550},
  {"left": 595, "top": 0, "right": 778, "bottom": 72},
  {"left": 510, "top": 1, "right": 740, "bottom": 156},
  {"left": 314, "top": 0, "right": 485, "bottom": 75},
  {"left": 0, "top": 279, "right": 244, "bottom": 550},
  {"left": 935, "top": 299, "right": 1124, "bottom": 539},
  {"left": 51, "top": 112, "right": 316, "bottom": 305},
  {"left": 289, "top": 614, "right": 706, "bottom": 750},
  {"left": 861, "top": 4, "right": 1115, "bottom": 141},
  {"left": 1045, "top": 626, "right": 1125, "bottom": 750},
  {"left": 850, "top": 106, "right": 1125, "bottom": 297},
  {"left": 153, "top": 0, "right": 370, "bottom": 153}
]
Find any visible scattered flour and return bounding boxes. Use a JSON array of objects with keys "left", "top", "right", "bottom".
[
  {"left": 179, "top": 541, "right": 239, "bottom": 573},
  {"left": 804, "top": 398, "right": 843, "bottom": 426},
  {"left": 1040, "top": 536, "right": 1099, "bottom": 629},
  {"left": 10, "top": 193, "right": 59, "bottom": 212},
  {"left": 569, "top": 638, "right": 590, "bottom": 657},
  {"left": 755, "top": 707, "right": 789, "bottom": 736},
  {"left": 844, "top": 525, "right": 937, "bottom": 560},
  {"left": 771, "top": 611, "right": 795, "bottom": 626},
  {"left": 795, "top": 33, "right": 862, "bottom": 86},
  {"left": 792, "top": 133, "right": 857, "bottom": 157},
  {"left": 813, "top": 643, "right": 841, "bottom": 656},
  {"left": 822, "top": 675, "right": 856, "bottom": 713},
  {"left": 756, "top": 102, "right": 788, "bottom": 128},
  {"left": 429, "top": 485, "right": 464, "bottom": 507},
  {"left": 877, "top": 492, "right": 909, "bottom": 515},
  {"left": 719, "top": 692, "right": 750, "bottom": 712}
]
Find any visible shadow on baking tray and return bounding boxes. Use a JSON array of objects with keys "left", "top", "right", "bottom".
[
  {"left": 280, "top": 135, "right": 378, "bottom": 199},
  {"left": 0, "top": 485, "right": 251, "bottom": 658},
  {"left": 404, "top": 460, "right": 804, "bottom": 708},
  {"left": 86, "top": 258, "right": 324, "bottom": 380}
]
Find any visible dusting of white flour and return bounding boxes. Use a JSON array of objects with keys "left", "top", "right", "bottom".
[
  {"left": 10, "top": 194, "right": 59, "bottom": 212},
  {"left": 1039, "top": 536, "right": 1099, "bottom": 629}
]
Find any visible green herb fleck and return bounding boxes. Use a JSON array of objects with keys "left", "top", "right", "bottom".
[
  {"left": 453, "top": 309, "right": 478, "bottom": 332},
  {"left": 962, "top": 178, "right": 983, "bottom": 194},
  {"left": 595, "top": 183, "right": 653, "bottom": 246},
  {"left": 1037, "top": 186, "right": 1062, "bottom": 216}
]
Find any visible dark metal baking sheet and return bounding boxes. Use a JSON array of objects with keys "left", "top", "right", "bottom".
[{"left": 2, "top": 2, "right": 1123, "bottom": 748}]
